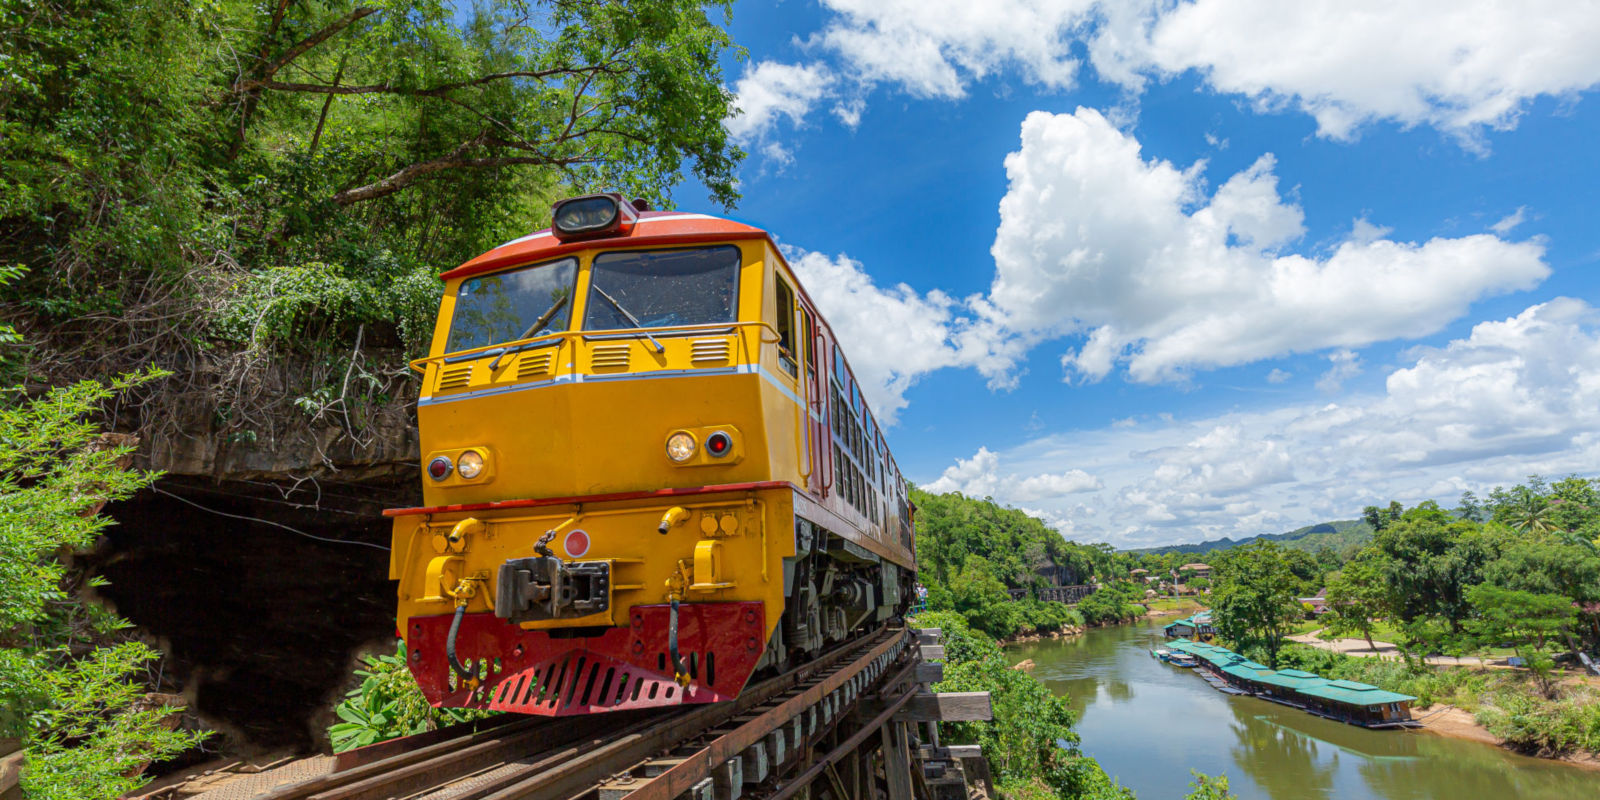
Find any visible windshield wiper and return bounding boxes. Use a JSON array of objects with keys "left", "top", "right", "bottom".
[
  {"left": 593, "top": 286, "right": 664, "bottom": 353},
  {"left": 490, "top": 296, "right": 569, "bottom": 369}
]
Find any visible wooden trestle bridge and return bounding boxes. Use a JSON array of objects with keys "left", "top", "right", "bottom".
[
  {"left": 173, "top": 627, "right": 989, "bottom": 800},
  {"left": 1006, "top": 584, "right": 1097, "bottom": 604}
]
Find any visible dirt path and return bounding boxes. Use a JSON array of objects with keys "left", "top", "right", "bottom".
[{"left": 1286, "top": 630, "right": 1499, "bottom": 667}]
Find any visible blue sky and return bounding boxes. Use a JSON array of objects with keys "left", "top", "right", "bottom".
[{"left": 677, "top": 1, "right": 1600, "bottom": 549}]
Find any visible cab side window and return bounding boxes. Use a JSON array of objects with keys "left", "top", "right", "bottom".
[{"left": 775, "top": 276, "right": 798, "bottom": 377}]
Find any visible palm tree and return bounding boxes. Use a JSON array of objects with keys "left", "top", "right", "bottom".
[{"left": 1510, "top": 497, "right": 1554, "bottom": 534}]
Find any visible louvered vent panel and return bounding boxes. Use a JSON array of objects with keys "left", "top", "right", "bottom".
[
  {"left": 436, "top": 363, "right": 473, "bottom": 391},
  {"left": 690, "top": 338, "right": 731, "bottom": 364},
  {"left": 591, "top": 344, "right": 631, "bottom": 370},
  {"left": 517, "top": 352, "right": 554, "bottom": 380}
]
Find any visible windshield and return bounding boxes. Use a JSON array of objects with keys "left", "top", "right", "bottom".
[
  {"left": 446, "top": 257, "right": 577, "bottom": 352},
  {"left": 583, "top": 246, "right": 740, "bottom": 330}
]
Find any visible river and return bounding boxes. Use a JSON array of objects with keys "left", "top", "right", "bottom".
[{"left": 1008, "top": 618, "right": 1596, "bottom": 799}]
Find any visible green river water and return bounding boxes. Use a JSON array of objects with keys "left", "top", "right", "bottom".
[{"left": 1007, "top": 618, "right": 1597, "bottom": 799}]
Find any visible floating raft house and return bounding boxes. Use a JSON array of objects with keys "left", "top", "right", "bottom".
[{"left": 1166, "top": 638, "right": 1418, "bottom": 729}]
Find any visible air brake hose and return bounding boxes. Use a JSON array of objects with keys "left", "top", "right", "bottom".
[
  {"left": 668, "top": 597, "right": 691, "bottom": 686},
  {"left": 446, "top": 604, "right": 477, "bottom": 683}
]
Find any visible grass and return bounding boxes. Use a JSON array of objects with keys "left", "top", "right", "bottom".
[
  {"left": 1144, "top": 597, "right": 1207, "bottom": 614},
  {"left": 1315, "top": 620, "right": 1403, "bottom": 643}
]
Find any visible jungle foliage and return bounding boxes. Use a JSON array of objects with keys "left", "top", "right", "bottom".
[
  {"left": 0, "top": 315, "right": 205, "bottom": 798},
  {"left": 914, "top": 612, "right": 1134, "bottom": 800},
  {"left": 911, "top": 490, "right": 1144, "bottom": 639},
  {"left": 2, "top": 0, "right": 744, "bottom": 458},
  {"left": 1208, "top": 477, "right": 1600, "bottom": 757}
]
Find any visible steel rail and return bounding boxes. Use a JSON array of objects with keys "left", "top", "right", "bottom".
[
  {"left": 616, "top": 631, "right": 910, "bottom": 800},
  {"left": 252, "top": 626, "right": 899, "bottom": 800},
  {"left": 480, "top": 628, "right": 903, "bottom": 800}
]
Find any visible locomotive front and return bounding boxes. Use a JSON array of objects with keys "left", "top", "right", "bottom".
[{"left": 386, "top": 194, "right": 914, "bottom": 717}]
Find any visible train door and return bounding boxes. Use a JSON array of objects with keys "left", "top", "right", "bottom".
[
  {"left": 803, "top": 304, "right": 831, "bottom": 498},
  {"left": 772, "top": 274, "right": 813, "bottom": 491}
]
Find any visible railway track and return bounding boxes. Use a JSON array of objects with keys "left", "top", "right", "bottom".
[{"left": 235, "top": 626, "right": 918, "bottom": 800}]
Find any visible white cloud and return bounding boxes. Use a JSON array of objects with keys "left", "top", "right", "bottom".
[
  {"left": 1266, "top": 368, "right": 1292, "bottom": 384},
  {"left": 924, "top": 446, "right": 1003, "bottom": 497},
  {"left": 1013, "top": 469, "right": 1105, "bottom": 501},
  {"left": 1315, "top": 349, "right": 1362, "bottom": 393},
  {"left": 985, "top": 108, "right": 1549, "bottom": 384},
  {"left": 924, "top": 446, "right": 1103, "bottom": 500},
  {"left": 1090, "top": 0, "right": 1600, "bottom": 141},
  {"left": 1491, "top": 206, "right": 1529, "bottom": 235},
  {"left": 816, "top": 0, "right": 1095, "bottom": 99},
  {"left": 783, "top": 112, "right": 1550, "bottom": 422},
  {"left": 799, "top": 2, "right": 1600, "bottom": 142},
  {"left": 724, "top": 61, "right": 834, "bottom": 152},
  {"left": 929, "top": 298, "right": 1600, "bottom": 548},
  {"left": 787, "top": 249, "right": 967, "bottom": 423}
]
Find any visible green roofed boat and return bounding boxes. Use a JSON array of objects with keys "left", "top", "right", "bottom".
[{"left": 1164, "top": 638, "right": 1418, "bottom": 728}]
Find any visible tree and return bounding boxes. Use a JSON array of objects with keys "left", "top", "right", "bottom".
[
  {"left": 1370, "top": 502, "right": 1493, "bottom": 638},
  {"left": 1481, "top": 532, "right": 1600, "bottom": 662},
  {"left": 1465, "top": 584, "right": 1576, "bottom": 698},
  {"left": 921, "top": 613, "right": 1133, "bottom": 800},
  {"left": 949, "top": 557, "right": 1020, "bottom": 639},
  {"left": 1, "top": 372, "right": 207, "bottom": 798},
  {"left": 1362, "top": 501, "right": 1405, "bottom": 533},
  {"left": 1211, "top": 542, "right": 1304, "bottom": 667},
  {"left": 1456, "top": 490, "right": 1486, "bottom": 523},
  {"left": 1185, "top": 771, "right": 1238, "bottom": 800},
  {"left": 1324, "top": 553, "right": 1391, "bottom": 654},
  {"left": 4, "top": 0, "right": 748, "bottom": 471}
]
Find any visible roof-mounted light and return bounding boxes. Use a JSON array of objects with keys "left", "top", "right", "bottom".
[{"left": 551, "top": 193, "right": 639, "bottom": 242}]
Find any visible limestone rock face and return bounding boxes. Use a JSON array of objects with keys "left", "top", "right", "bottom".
[{"left": 139, "top": 364, "right": 421, "bottom": 482}]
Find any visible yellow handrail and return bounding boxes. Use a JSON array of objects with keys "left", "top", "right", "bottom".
[{"left": 409, "top": 320, "right": 782, "bottom": 374}]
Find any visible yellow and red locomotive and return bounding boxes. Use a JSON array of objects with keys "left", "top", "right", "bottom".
[{"left": 386, "top": 194, "right": 915, "bottom": 716}]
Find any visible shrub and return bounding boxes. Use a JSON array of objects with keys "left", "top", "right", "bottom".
[
  {"left": 1478, "top": 684, "right": 1600, "bottom": 756},
  {"left": 929, "top": 619, "right": 1133, "bottom": 799},
  {"left": 1, "top": 365, "right": 207, "bottom": 799},
  {"left": 1186, "top": 771, "right": 1237, "bottom": 799},
  {"left": 328, "top": 643, "right": 497, "bottom": 752}
]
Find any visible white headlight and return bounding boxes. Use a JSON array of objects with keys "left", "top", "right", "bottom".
[
  {"left": 666, "top": 432, "right": 696, "bottom": 462},
  {"left": 458, "top": 449, "right": 485, "bottom": 479}
]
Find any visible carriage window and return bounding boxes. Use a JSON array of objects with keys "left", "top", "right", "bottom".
[
  {"left": 801, "top": 309, "right": 816, "bottom": 372},
  {"left": 774, "top": 277, "right": 797, "bottom": 377},
  {"left": 446, "top": 257, "right": 576, "bottom": 353},
  {"left": 584, "top": 246, "right": 740, "bottom": 330}
]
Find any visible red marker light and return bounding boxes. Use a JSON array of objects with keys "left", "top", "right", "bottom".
[
  {"left": 427, "top": 456, "right": 453, "bottom": 480},
  {"left": 706, "top": 431, "right": 731, "bottom": 457},
  {"left": 565, "top": 529, "right": 591, "bottom": 558}
]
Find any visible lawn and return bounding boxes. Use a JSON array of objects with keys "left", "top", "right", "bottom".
[
  {"left": 1288, "top": 619, "right": 1323, "bottom": 635},
  {"left": 1144, "top": 597, "right": 1208, "bottom": 614},
  {"left": 1316, "top": 619, "right": 1404, "bottom": 643}
]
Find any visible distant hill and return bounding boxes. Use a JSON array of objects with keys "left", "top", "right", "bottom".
[{"left": 1128, "top": 519, "right": 1373, "bottom": 556}]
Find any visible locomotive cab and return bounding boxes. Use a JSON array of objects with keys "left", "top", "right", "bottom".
[{"left": 386, "top": 194, "right": 914, "bottom": 716}]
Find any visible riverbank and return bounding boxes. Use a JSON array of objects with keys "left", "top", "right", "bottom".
[
  {"left": 1413, "top": 704, "right": 1600, "bottom": 770},
  {"left": 1272, "top": 639, "right": 1600, "bottom": 769},
  {"left": 996, "top": 598, "right": 1205, "bottom": 645},
  {"left": 1000, "top": 625, "right": 1085, "bottom": 645}
]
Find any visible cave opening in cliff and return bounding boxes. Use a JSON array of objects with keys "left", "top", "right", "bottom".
[{"left": 93, "top": 474, "right": 417, "bottom": 752}]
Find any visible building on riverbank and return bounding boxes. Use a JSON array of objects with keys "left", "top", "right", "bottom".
[
  {"left": 1163, "top": 613, "right": 1215, "bottom": 639},
  {"left": 1165, "top": 638, "right": 1417, "bottom": 729}
]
